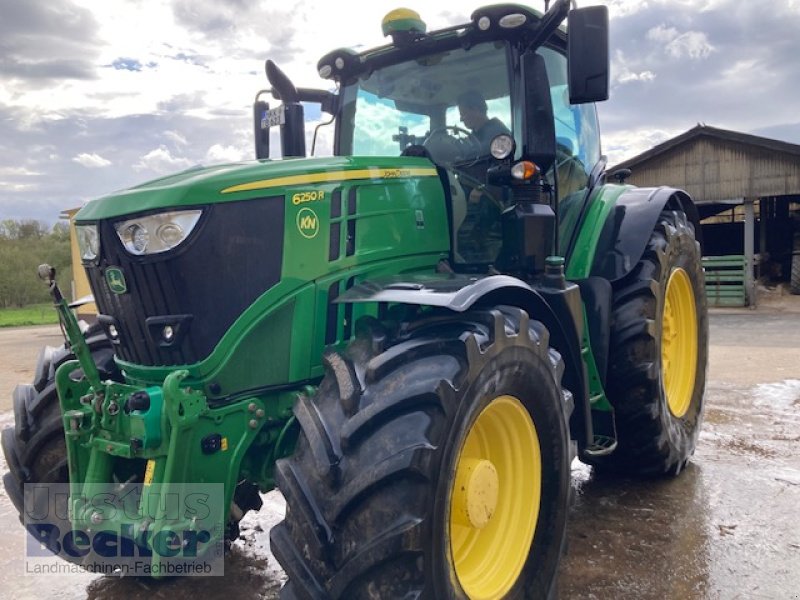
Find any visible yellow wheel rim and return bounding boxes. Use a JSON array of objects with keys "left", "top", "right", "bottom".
[
  {"left": 449, "top": 395, "right": 541, "bottom": 599},
  {"left": 662, "top": 268, "right": 698, "bottom": 418}
]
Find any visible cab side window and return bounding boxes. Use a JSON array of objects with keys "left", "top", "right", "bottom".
[{"left": 538, "top": 47, "right": 602, "bottom": 253}]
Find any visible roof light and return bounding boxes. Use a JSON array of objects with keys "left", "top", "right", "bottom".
[
  {"left": 478, "top": 16, "right": 491, "bottom": 30},
  {"left": 382, "top": 8, "right": 427, "bottom": 37},
  {"left": 499, "top": 13, "right": 527, "bottom": 28},
  {"left": 511, "top": 161, "right": 539, "bottom": 180}
]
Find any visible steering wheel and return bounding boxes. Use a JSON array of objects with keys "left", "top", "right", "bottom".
[{"left": 423, "top": 126, "right": 481, "bottom": 166}]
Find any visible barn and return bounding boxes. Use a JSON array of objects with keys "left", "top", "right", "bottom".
[{"left": 610, "top": 125, "right": 800, "bottom": 305}]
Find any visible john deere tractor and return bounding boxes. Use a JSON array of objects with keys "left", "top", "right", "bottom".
[{"left": 2, "top": 2, "right": 708, "bottom": 597}]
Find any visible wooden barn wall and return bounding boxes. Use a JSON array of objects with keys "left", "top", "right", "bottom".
[{"left": 624, "top": 138, "right": 800, "bottom": 202}]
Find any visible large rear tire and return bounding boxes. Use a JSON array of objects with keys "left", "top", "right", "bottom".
[
  {"left": 592, "top": 207, "right": 708, "bottom": 476},
  {"left": 271, "top": 307, "right": 572, "bottom": 599},
  {"left": 790, "top": 251, "right": 800, "bottom": 295}
]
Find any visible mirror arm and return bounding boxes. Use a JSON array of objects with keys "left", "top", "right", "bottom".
[{"left": 523, "top": 0, "right": 571, "bottom": 54}]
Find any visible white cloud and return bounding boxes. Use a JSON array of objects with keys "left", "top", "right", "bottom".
[
  {"left": 72, "top": 152, "right": 112, "bottom": 167},
  {"left": 616, "top": 69, "right": 656, "bottom": 84},
  {"left": 134, "top": 145, "right": 193, "bottom": 174},
  {"left": 666, "top": 31, "right": 715, "bottom": 59},
  {"left": 647, "top": 24, "right": 715, "bottom": 60},
  {"left": 611, "top": 50, "right": 657, "bottom": 86},
  {"left": 604, "top": 127, "right": 683, "bottom": 166},
  {"left": 0, "top": 166, "right": 41, "bottom": 177},
  {"left": 0, "top": 182, "right": 39, "bottom": 192},
  {"left": 646, "top": 24, "right": 679, "bottom": 44},
  {"left": 205, "top": 143, "right": 247, "bottom": 163},
  {"left": 164, "top": 130, "right": 188, "bottom": 146}
]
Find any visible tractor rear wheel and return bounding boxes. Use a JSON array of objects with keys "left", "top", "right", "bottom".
[
  {"left": 790, "top": 251, "right": 800, "bottom": 295},
  {"left": 592, "top": 207, "right": 708, "bottom": 476},
  {"left": 271, "top": 307, "right": 572, "bottom": 599}
]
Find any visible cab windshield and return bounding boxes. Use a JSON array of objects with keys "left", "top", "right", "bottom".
[
  {"left": 336, "top": 41, "right": 514, "bottom": 264},
  {"left": 337, "top": 41, "right": 513, "bottom": 163}
]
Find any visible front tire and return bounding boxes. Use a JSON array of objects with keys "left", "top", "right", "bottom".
[
  {"left": 593, "top": 207, "right": 708, "bottom": 476},
  {"left": 271, "top": 308, "right": 572, "bottom": 599},
  {"left": 2, "top": 328, "right": 118, "bottom": 563}
]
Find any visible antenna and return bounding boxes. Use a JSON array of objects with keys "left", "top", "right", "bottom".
[{"left": 545, "top": 0, "right": 550, "bottom": 10}]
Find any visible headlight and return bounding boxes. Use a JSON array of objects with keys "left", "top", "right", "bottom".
[
  {"left": 115, "top": 210, "right": 202, "bottom": 256},
  {"left": 490, "top": 134, "right": 515, "bottom": 160},
  {"left": 76, "top": 224, "right": 100, "bottom": 261}
]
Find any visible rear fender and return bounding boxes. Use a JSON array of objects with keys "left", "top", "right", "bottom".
[{"left": 568, "top": 185, "right": 702, "bottom": 282}]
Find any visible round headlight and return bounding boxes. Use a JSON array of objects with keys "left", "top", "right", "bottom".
[
  {"left": 156, "top": 223, "right": 184, "bottom": 248},
  {"left": 490, "top": 134, "right": 515, "bottom": 160},
  {"left": 115, "top": 210, "right": 202, "bottom": 255},
  {"left": 129, "top": 224, "right": 149, "bottom": 254},
  {"left": 478, "top": 16, "right": 491, "bottom": 31}
]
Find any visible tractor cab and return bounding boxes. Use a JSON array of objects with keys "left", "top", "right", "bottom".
[{"left": 258, "top": 2, "right": 609, "bottom": 277}]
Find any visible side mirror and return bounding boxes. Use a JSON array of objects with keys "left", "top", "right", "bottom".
[{"left": 568, "top": 6, "right": 609, "bottom": 104}]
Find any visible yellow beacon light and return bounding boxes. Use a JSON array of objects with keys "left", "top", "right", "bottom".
[{"left": 382, "top": 8, "right": 427, "bottom": 38}]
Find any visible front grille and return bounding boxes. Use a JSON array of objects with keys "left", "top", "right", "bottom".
[{"left": 85, "top": 197, "right": 285, "bottom": 366}]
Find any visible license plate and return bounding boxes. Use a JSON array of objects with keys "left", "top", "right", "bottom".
[{"left": 262, "top": 105, "right": 285, "bottom": 129}]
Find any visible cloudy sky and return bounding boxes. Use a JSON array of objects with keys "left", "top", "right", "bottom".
[{"left": 2, "top": 0, "right": 799, "bottom": 224}]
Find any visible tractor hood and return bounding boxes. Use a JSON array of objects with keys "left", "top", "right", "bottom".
[{"left": 75, "top": 155, "right": 438, "bottom": 222}]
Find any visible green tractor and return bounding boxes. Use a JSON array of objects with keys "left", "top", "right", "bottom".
[{"left": 2, "top": 2, "right": 708, "bottom": 597}]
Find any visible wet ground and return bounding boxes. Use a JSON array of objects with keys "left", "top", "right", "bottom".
[{"left": 0, "top": 298, "right": 798, "bottom": 599}]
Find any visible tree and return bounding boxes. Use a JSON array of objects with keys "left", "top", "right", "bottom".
[{"left": 0, "top": 219, "right": 73, "bottom": 307}]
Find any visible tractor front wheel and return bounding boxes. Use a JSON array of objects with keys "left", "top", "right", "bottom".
[
  {"left": 2, "top": 327, "right": 118, "bottom": 563},
  {"left": 271, "top": 307, "right": 572, "bottom": 599}
]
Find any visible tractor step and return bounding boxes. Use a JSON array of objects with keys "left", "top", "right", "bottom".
[{"left": 583, "top": 435, "right": 617, "bottom": 457}]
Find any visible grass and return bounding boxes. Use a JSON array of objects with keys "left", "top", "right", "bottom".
[{"left": 0, "top": 303, "right": 60, "bottom": 327}]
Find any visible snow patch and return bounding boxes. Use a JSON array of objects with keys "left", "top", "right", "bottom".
[
  {"left": 0, "top": 411, "right": 13, "bottom": 429},
  {"left": 753, "top": 380, "right": 800, "bottom": 409},
  {"left": 232, "top": 490, "right": 287, "bottom": 582}
]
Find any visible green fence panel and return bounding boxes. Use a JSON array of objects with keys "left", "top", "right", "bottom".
[{"left": 702, "top": 255, "right": 746, "bottom": 307}]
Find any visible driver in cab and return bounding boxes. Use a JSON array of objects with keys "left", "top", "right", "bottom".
[
  {"left": 455, "top": 90, "right": 509, "bottom": 212},
  {"left": 457, "top": 90, "right": 510, "bottom": 157},
  {"left": 449, "top": 91, "right": 510, "bottom": 259}
]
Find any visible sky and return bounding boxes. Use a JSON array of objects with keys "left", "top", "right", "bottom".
[{"left": 2, "top": 0, "right": 800, "bottom": 224}]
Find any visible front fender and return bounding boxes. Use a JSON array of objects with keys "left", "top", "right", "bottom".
[
  {"left": 336, "top": 273, "right": 535, "bottom": 312},
  {"left": 337, "top": 273, "right": 593, "bottom": 451},
  {"left": 567, "top": 184, "right": 702, "bottom": 282}
]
